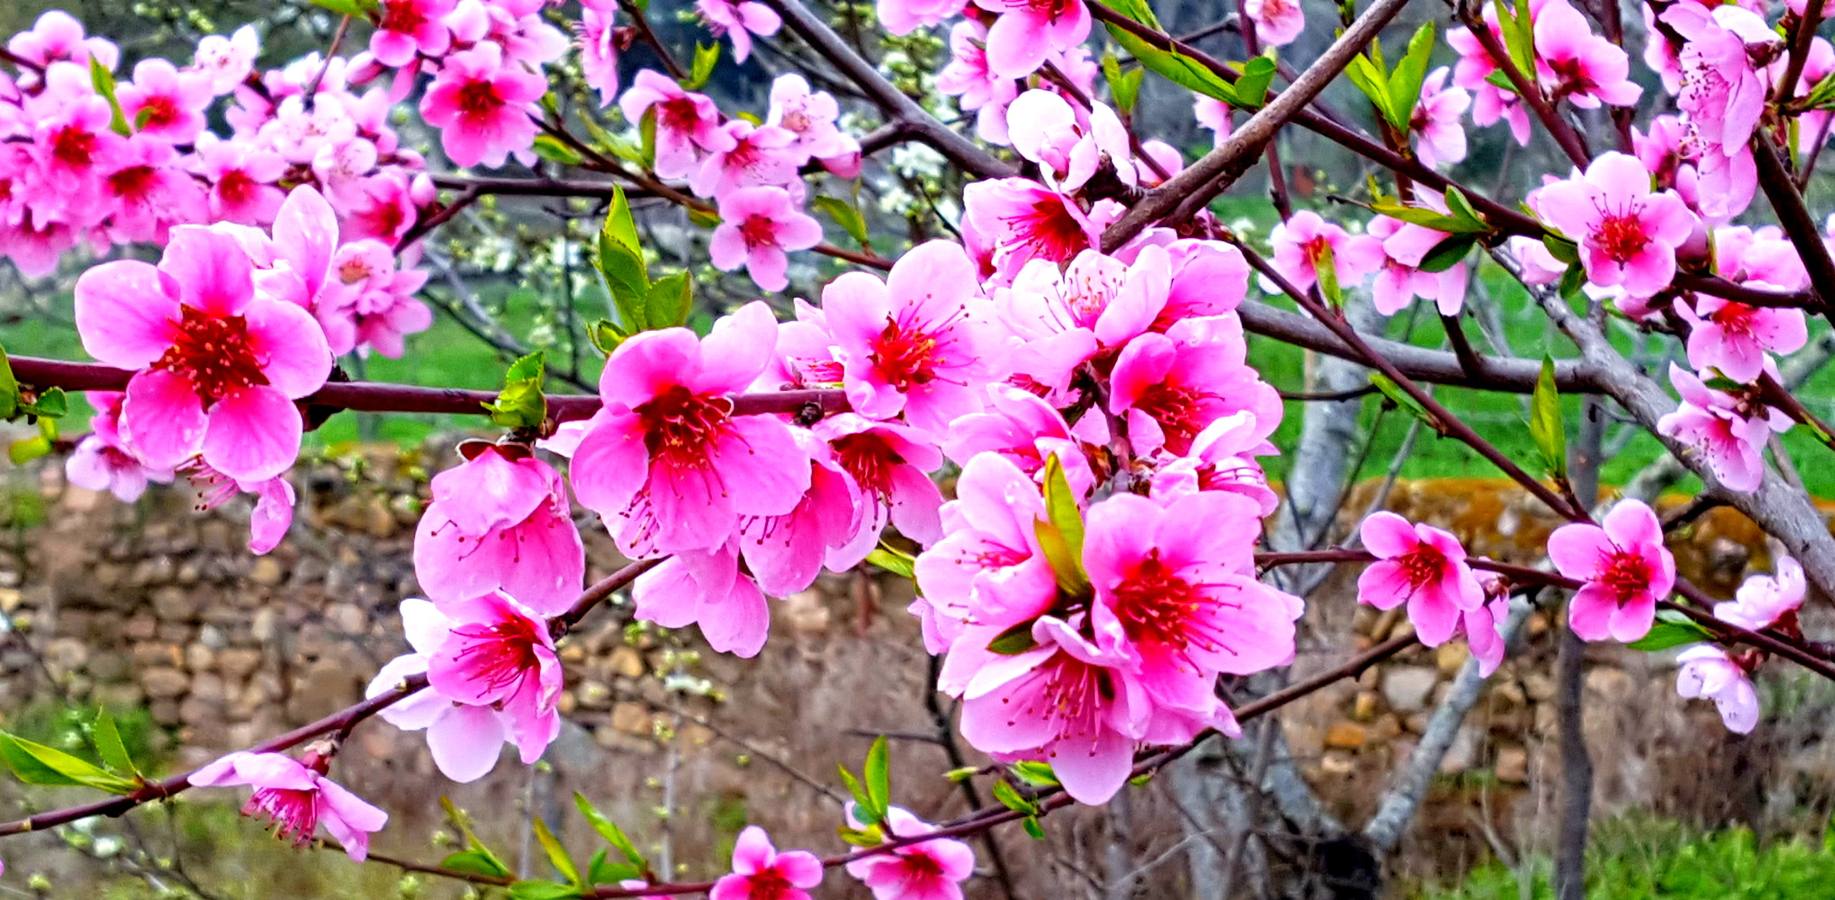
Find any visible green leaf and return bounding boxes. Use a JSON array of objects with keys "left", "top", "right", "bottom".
[
  {"left": 1023, "top": 816, "right": 1047, "bottom": 840},
  {"left": 1803, "top": 70, "right": 1835, "bottom": 110},
  {"left": 1040, "top": 454, "right": 1084, "bottom": 576},
  {"left": 1009, "top": 761, "right": 1059, "bottom": 787},
  {"left": 22, "top": 387, "right": 67, "bottom": 419},
  {"left": 596, "top": 185, "right": 652, "bottom": 332},
  {"left": 1530, "top": 355, "right": 1566, "bottom": 480},
  {"left": 865, "top": 544, "right": 917, "bottom": 580},
  {"left": 441, "top": 797, "right": 513, "bottom": 876},
  {"left": 1233, "top": 53, "right": 1278, "bottom": 110},
  {"left": 585, "top": 849, "right": 641, "bottom": 886},
  {"left": 986, "top": 620, "right": 1038, "bottom": 656},
  {"left": 837, "top": 824, "right": 886, "bottom": 847},
  {"left": 645, "top": 271, "right": 694, "bottom": 330},
  {"left": 944, "top": 766, "right": 979, "bottom": 783},
  {"left": 1627, "top": 613, "right": 1714, "bottom": 652},
  {"left": 1557, "top": 262, "right": 1587, "bottom": 304},
  {"left": 1417, "top": 234, "right": 1476, "bottom": 273},
  {"left": 588, "top": 319, "right": 630, "bottom": 356},
  {"left": 532, "top": 134, "right": 584, "bottom": 166},
  {"left": 308, "top": 0, "right": 379, "bottom": 15},
  {"left": 484, "top": 351, "right": 547, "bottom": 429},
  {"left": 1097, "top": 0, "right": 1238, "bottom": 104},
  {"left": 1541, "top": 233, "right": 1580, "bottom": 265},
  {"left": 1484, "top": 69, "right": 1518, "bottom": 94},
  {"left": 533, "top": 817, "right": 581, "bottom": 886},
  {"left": 507, "top": 881, "right": 581, "bottom": 900},
  {"left": 1368, "top": 373, "right": 1439, "bottom": 433},
  {"left": 1314, "top": 243, "right": 1343, "bottom": 309},
  {"left": 639, "top": 110, "right": 658, "bottom": 170},
  {"left": 811, "top": 195, "right": 868, "bottom": 249},
  {"left": 1102, "top": 52, "right": 1145, "bottom": 114},
  {"left": 685, "top": 42, "right": 721, "bottom": 90},
  {"left": 1495, "top": 0, "right": 1537, "bottom": 87},
  {"left": 1369, "top": 200, "right": 1488, "bottom": 234},
  {"left": 89, "top": 58, "right": 130, "bottom": 137},
  {"left": 1441, "top": 187, "right": 1486, "bottom": 231},
  {"left": 1386, "top": 22, "right": 1437, "bottom": 131},
  {"left": 991, "top": 779, "right": 1039, "bottom": 815},
  {"left": 864, "top": 736, "right": 890, "bottom": 822},
  {"left": 838, "top": 765, "right": 877, "bottom": 824},
  {"left": 0, "top": 348, "right": 16, "bottom": 420},
  {"left": 8, "top": 435, "right": 50, "bottom": 465},
  {"left": 1344, "top": 54, "right": 1394, "bottom": 125},
  {"left": 0, "top": 732, "right": 137, "bottom": 793},
  {"left": 573, "top": 792, "right": 646, "bottom": 868},
  {"left": 91, "top": 711, "right": 135, "bottom": 777},
  {"left": 442, "top": 849, "right": 514, "bottom": 880}
]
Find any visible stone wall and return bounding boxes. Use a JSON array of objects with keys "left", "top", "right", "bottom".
[{"left": 1, "top": 449, "right": 1831, "bottom": 895}]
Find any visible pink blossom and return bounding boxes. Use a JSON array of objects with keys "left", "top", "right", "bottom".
[
  {"left": 1357, "top": 512, "right": 1485, "bottom": 645},
  {"left": 1146, "top": 411, "right": 1278, "bottom": 515},
  {"left": 711, "top": 827, "right": 824, "bottom": 900},
  {"left": 951, "top": 613, "right": 1148, "bottom": 804},
  {"left": 1462, "top": 593, "right": 1512, "bottom": 678},
  {"left": 1086, "top": 492, "right": 1301, "bottom": 722},
  {"left": 942, "top": 384, "right": 1099, "bottom": 499},
  {"left": 997, "top": 246, "right": 1169, "bottom": 396},
  {"left": 1661, "top": 3, "right": 1777, "bottom": 156},
  {"left": 1367, "top": 215, "right": 1469, "bottom": 316},
  {"left": 1530, "top": 152, "right": 1694, "bottom": 297},
  {"left": 1655, "top": 363, "right": 1789, "bottom": 493},
  {"left": 419, "top": 42, "right": 545, "bottom": 168},
  {"left": 1675, "top": 645, "right": 1759, "bottom": 734},
  {"left": 843, "top": 807, "right": 976, "bottom": 900},
  {"left": 1410, "top": 68, "right": 1470, "bottom": 168},
  {"left": 190, "top": 751, "right": 387, "bottom": 860},
  {"left": 709, "top": 185, "right": 823, "bottom": 292},
  {"left": 580, "top": 7, "right": 620, "bottom": 107},
  {"left": 1448, "top": 22, "right": 1531, "bottom": 144},
  {"left": 569, "top": 302, "right": 810, "bottom": 556},
  {"left": 65, "top": 392, "right": 174, "bottom": 502},
  {"left": 1006, "top": 89, "right": 1133, "bottom": 192},
  {"left": 824, "top": 240, "right": 998, "bottom": 433},
  {"left": 1547, "top": 500, "right": 1675, "bottom": 643},
  {"left": 366, "top": 598, "right": 516, "bottom": 782},
  {"left": 767, "top": 74, "right": 851, "bottom": 163},
  {"left": 738, "top": 434, "right": 859, "bottom": 596},
  {"left": 180, "top": 460, "right": 297, "bottom": 555},
  {"left": 1266, "top": 211, "right": 1383, "bottom": 295},
  {"left": 118, "top": 58, "right": 213, "bottom": 144},
  {"left": 1716, "top": 556, "right": 1805, "bottom": 631},
  {"left": 878, "top": 0, "right": 960, "bottom": 35},
  {"left": 74, "top": 225, "right": 330, "bottom": 481},
  {"left": 1245, "top": 0, "right": 1304, "bottom": 46},
  {"left": 913, "top": 453, "right": 1060, "bottom": 649},
  {"left": 101, "top": 136, "right": 208, "bottom": 245},
  {"left": 962, "top": 178, "right": 1115, "bottom": 279},
  {"left": 425, "top": 591, "right": 563, "bottom": 763},
  {"left": 371, "top": 0, "right": 456, "bottom": 67},
  {"left": 697, "top": 0, "right": 781, "bottom": 63},
  {"left": 323, "top": 242, "right": 435, "bottom": 357},
  {"left": 1193, "top": 95, "right": 1232, "bottom": 146},
  {"left": 814, "top": 413, "right": 945, "bottom": 566},
  {"left": 937, "top": 20, "right": 1017, "bottom": 144},
  {"left": 692, "top": 120, "right": 797, "bottom": 198},
  {"left": 1108, "top": 318, "right": 1281, "bottom": 456},
  {"left": 29, "top": 66, "right": 128, "bottom": 205},
  {"left": 7, "top": 11, "right": 117, "bottom": 73},
  {"left": 196, "top": 139, "right": 287, "bottom": 225},
  {"left": 971, "top": 0, "right": 1091, "bottom": 78},
  {"left": 619, "top": 70, "right": 734, "bottom": 180},
  {"left": 414, "top": 444, "right": 585, "bottom": 615},
  {"left": 633, "top": 543, "right": 774, "bottom": 656},
  {"left": 192, "top": 25, "right": 260, "bottom": 95},
  {"left": 1532, "top": 0, "right": 1641, "bottom": 109},
  {"left": 1677, "top": 296, "right": 1807, "bottom": 384}
]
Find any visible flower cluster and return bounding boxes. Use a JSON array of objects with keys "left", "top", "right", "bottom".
[{"left": 1676, "top": 557, "right": 1805, "bottom": 734}]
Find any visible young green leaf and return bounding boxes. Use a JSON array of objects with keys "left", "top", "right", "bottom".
[
  {"left": 639, "top": 109, "right": 659, "bottom": 170},
  {"left": 532, "top": 134, "right": 584, "bottom": 166},
  {"left": 0, "top": 347, "right": 17, "bottom": 420},
  {"left": 1541, "top": 233, "right": 1580, "bottom": 265},
  {"left": 1343, "top": 54, "right": 1395, "bottom": 125},
  {"left": 1023, "top": 816, "right": 1047, "bottom": 840},
  {"left": 1314, "top": 244, "right": 1343, "bottom": 309},
  {"left": 864, "top": 736, "right": 891, "bottom": 821},
  {"left": 1441, "top": 186, "right": 1486, "bottom": 231},
  {"left": 838, "top": 764, "right": 879, "bottom": 824},
  {"left": 442, "top": 849, "right": 515, "bottom": 879},
  {"left": 1386, "top": 22, "right": 1437, "bottom": 131},
  {"left": 1009, "top": 761, "right": 1059, "bottom": 787},
  {"left": 645, "top": 271, "right": 694, "bottom": 331},
  {"left": 533, "top": 817, "right": 582, "bottom": 886},
  {"left": 686, "top": 42, "right": 721, "bottom": 90},
  {"left": 985, "top": 620, "right": 1039, "bottom": 655},
  {"left": 990, "top": 779, "right": 1039, "bottom": 815},
  {"left": 89, "top": 58, "right": 131, "bottom": 137},
  {"left": 1368, "top": 373, "right": 1440, "bottom": 433},
  {"left": 1626, "top": 614, "right": 1715, "bottom": 652},
  {"left": 8, "top": 435, "right": 52, "bottom": 466},
  {"left": 810, "top": 195, "right": 869, "bottom": 249},
  {"left": 865, "top": 544, "right": 917, "bottom": 580},
  {"left": 308, "top": 0, "right": 379, "bottom": 15},
  {"left": 573, "top": 791, "right": 646, "bottom": 868},
  {"left": 1417, "top": 234, "right": 1477, "bottom": 273},
  {"left": 1529, "top": 355, "right": 1566, "bottom": 479},
  {"left": 837, "top": 824, "right": 886, "bottom": 847},
  {"left": 596, "top": 186, "right": 651, "bottom": 331},
  {"left": 91, "top": 711, "right": 136, "bottom": 777},
  {"left": 585, "top": 849, "right": 642, "bottom": 886},
  {"left": 23, "top": 387, "right": 67, "bottom": 419},
  {"left": 1097, "top": 0, "right": 1239, "bottom": 104},
  {"left": 0, "top": 732, "right": 137, "bottom": 793},
  {"left": 1369, "top": 200, "right": 1487, "bottom": 234},
  {"left": 507, "top": 880, "right": 581, "bottom": 900},
  {"left": 484, "top": 351, "right": 548, "bottom": 429},
  {"left": 1233, "top": 53, "right": 1279, "bottom": 110}
]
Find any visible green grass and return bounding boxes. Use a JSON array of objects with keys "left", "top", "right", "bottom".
[{"left": 1417, "top": 816, "right": 1835, "bottom": 899}]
